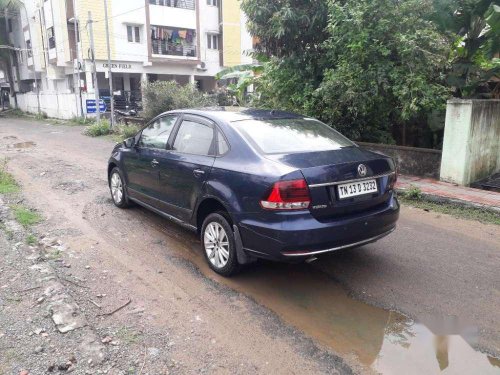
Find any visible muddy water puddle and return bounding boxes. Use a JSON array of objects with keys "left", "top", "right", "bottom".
[
  {"left": 8, "top": 141, "right": 36, "bottom": 149},
  {"left": 103, "top": 206, "right": 500, "bottom": 374}
]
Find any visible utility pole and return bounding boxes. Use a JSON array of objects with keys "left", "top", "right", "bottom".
[
  {"left": 103, "top": 0, "right": 114, "bottom": 128},
  {"left": 87, "top": 11, "right": 100, "bottom": 121},
  {"left": 70, "top": 0, "right": 79, "bottom": 117}
]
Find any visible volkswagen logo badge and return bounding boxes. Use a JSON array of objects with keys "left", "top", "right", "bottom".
[{"left": 358, "top": 164, "right": 367, "bottom": 177}]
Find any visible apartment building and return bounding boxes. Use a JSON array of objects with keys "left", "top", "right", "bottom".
[{"left": 4, "top": 0, "right": 253, "bottom": 117}]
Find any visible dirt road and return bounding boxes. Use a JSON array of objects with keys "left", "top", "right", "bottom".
[{"left": 0, "top": 116, "right": 499, "bottom": 374}]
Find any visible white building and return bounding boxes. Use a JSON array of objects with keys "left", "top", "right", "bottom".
[{"left": 4, "top": 0, "right": 253, "bottom": 118}]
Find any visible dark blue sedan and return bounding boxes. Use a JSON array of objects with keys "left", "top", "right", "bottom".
[{"left": 108, "top": 108, "right": 399, "bottom": 276}]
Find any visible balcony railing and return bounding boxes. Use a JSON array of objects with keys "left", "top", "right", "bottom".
[
  {"left": 149, "top": 0, "right": 195, "bottom": 10},
  {"left": 151, "top": 26, "right": 197, "bottom": 58}
]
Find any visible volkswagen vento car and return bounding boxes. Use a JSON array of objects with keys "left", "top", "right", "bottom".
[{"left": 108, "top": 108, "right": 399, "bottom": 276}]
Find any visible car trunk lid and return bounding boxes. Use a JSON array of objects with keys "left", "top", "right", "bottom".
[{"left": 265, "top": 147, "right": 396, "bottom": 219}]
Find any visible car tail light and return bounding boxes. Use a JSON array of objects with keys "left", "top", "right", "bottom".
[
  {"left": 388, "top": 170, "right": 398, "bottom": 190},
  {"left": 260, "top": 179, "right": 311, "bottom": 210}
]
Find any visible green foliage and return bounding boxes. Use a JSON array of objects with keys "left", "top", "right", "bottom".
[
  {"left": 7, "top": 109, "right": 25, "bottom": 117},
  {"left": 215, "top": 64, "right": 264, "bottom": 105},
  {"left": 35, "top": 111, "right": 48, "bottom": 120},
  {"left": 241, "top": 0, "right": 329, "bottom": 58},
  {"left": 114, "top": 123, "right": 141, "bottom": 140},
  {"left": 83, "top": 120, "right": 111, "bottom": 137},
  {"left": 71, "top": 116, "right": 94, "bottom": 125},
  {"left": 11, "top": 205, "right": 42, "bottom": 228},
  {"left": 402, "top": 185, "right": 424, "bottom": 200},
  {"left": 249, "top": 0, "right": 451, "bottom": 144},
  {"left": 142, "top": 81, "right": 216, "bottom": 120},
  {"left": 436, "top": 0, "right": 500, "bottom": 97},
  {"left": 26, "top": 234, "right": 37, "bottom": 245},
  {"left": 0, "top": 162, "right": 19, "bottom": 194}
]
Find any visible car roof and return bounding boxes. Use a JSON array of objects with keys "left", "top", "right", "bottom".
[{"left": 167, "top": 107, "right": 303, "bottom": 123}]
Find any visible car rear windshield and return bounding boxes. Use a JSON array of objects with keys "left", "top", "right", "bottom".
[{"left": 233, "top": 118, "right": 355, "bottom": 154}]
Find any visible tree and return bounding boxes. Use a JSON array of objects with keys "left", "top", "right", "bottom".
[
  {"left": 215, "top": 64, "right": 263, "bottom": 105},
  {"left": 245, "top": 0, "right": 451, "bottom": 146},
  {"left": 241, "top": 0, "right": 328, "bottom": 58}
]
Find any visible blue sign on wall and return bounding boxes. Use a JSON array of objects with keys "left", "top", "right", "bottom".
[{"left": 86, "top": 99, "right": 106, "bottom": 114}]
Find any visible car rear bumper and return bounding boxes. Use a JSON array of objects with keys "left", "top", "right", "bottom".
[{"left": 237, "top": 193, "right": 399, "bottom": 261}]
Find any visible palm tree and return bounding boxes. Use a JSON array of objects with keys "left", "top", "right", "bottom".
[
  {"left": 215, "top": 64, "right": 264, "bottom": 105},
  {"left": 443, "top": 0, "right": 500, "bottom": 97}
]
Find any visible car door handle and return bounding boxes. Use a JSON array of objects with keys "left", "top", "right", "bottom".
[
  {"left": 193, "top": 169, "right": 205, "bottom": 178},
  {"left": 151, "top": 159, "right": 159, "bottom": 167}
]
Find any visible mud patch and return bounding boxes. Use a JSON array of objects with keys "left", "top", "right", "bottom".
[
  {"left": 8, "top": 141, "right": 36, "bottom": 149},
  {"left": 52, "top": 180, "right": 88, "bottom": 194},
  {"left": 84, "top": 201, "right": 500, "bottom": 374}
]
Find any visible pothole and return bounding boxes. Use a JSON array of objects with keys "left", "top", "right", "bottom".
[{"left": 8, "top": 141, "right": 36, "bottom": 149}]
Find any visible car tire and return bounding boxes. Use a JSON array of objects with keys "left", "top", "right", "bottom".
[
  {"left": 201, "top": 212, "right": 240, "bottom": 277},
  {"left": 109, "top": 167, "right": 131, "bottom": 208}
]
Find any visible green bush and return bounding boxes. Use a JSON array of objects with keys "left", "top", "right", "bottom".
[
  {"left": 403, "top": 185, "right": 423, "bottom": 200},
  {"left": 35, "top": 111, "right": 48, "bottom": 120},
  {"left": 83, "top": 120, "right": 111, "bottom": 137},
  {"left": 115, "top": 123, "right": 140, "bottom": 140},
  {"left": 142, "top": 81, "right": 216, "bottom": 120}
]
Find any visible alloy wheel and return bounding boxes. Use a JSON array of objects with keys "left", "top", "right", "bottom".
[
  {"left": 110, "top": 172, "right": 123, "bottom": 204},
  {"left": 204, "top": 222, "right": 230, "bottom": 269}
]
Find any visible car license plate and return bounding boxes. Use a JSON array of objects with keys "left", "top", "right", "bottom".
[{"left": 337, "top": 179, "right": 378, "bottom": 199}]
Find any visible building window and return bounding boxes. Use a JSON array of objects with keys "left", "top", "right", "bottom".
[
  {"left": 17, "top": 50, "right": 23, "bottom": 64},
  {"left": 26, "top": 40, "right": 32, "bottom": 57},
  {"left": 127, "top": 25, "right": 140, "bottom": 43},
  {"left": 148, "top": 0, "right": 195, "bottom": 10},
  {"left": 207, "top": 34, "right": 218, "bottom": 50},
  {"left": 207, "top": 0, "right": 218, "bottom": 6},
  {"left": 47, "top": 27, "right": 56, "bottom": 49},
  {"left": 8, "top": 19, "right": 12, "bottom": 33}
]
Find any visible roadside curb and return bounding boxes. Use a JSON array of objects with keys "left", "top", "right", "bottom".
[{"left": 396, "top": 187, "right": 500, "bottom": 215}]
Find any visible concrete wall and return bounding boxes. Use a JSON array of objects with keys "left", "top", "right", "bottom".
[
  {"left": 440, "top": 99, "right": 500, "bottom": 185},
  {"left": 358, "top": 142, "right": 442, "bottom": 179},
  {"left": 16, "top": 92, "right": 96, "bottom": 119}
]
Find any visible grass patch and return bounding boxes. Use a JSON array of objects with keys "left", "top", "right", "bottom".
[
  {"left": 11, "top": 205, "right": 42, "bottom": 228},
  {"left": 46, "top": 248, "right": 62, "bottom": 260},
  {"left": 0, "top": 164, "right": 19, "bottom": 194},
  {"left": 83, "top": 119, "right": 112, "bottom": 137},
  {"left": 116, "top": 327, "right": 141, "bottom": 344},
  {"left": 34, "top": 111, "right": 48, "bottom": 120},
  {"left": 70, "top": 116, "right": 95, "bottom": 126},
  {"left": 399, "top": 193, "right": 500, "bottom": 225},
  {"left": 26, "top": 234, "right": 37, "bottom": 245},
  {"left": 117, "top": 123, "right": 140, "bottom": 139},
  {"left": 86, "top": 120, "right": 141, "bottom": 142},
  {"left": 6, "top": 108, "right": 25, "bottom": 117}
]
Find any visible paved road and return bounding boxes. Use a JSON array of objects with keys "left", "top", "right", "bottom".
[{"left": 1, "top": 116, "right": 499, "bottom": 374}]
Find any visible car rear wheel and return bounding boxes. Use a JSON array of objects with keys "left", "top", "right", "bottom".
[
  {"left": 201, "top": 213, "right": 240, "bottom": 276},
  {"left": 109, "top": 167, "right": 131, "bottom": 208}
]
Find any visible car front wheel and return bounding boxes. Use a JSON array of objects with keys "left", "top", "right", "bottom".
[
  {"left": 109, "top": 167, "right": 131, "bottom": 208},
  {"left": 201, "top": 213, "right": 240, "bottom": 276}
]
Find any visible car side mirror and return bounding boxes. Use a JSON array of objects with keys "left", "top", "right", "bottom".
[{"left": 123, "top": 137, "right": 135, "bottom": 148}]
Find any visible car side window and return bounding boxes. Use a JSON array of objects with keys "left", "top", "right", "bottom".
[
  {"left": 172, "top": 120, "right": 215, "bottom": 156},
  {"left": 138, "top": 115, "right": 178, "bottom": 149},
  {"left": 217, "top": 130, "right": 229, "bottom": 155}
]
